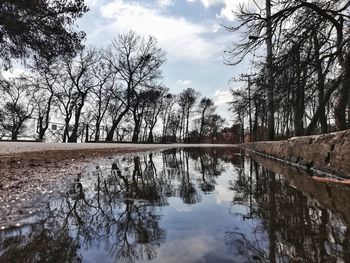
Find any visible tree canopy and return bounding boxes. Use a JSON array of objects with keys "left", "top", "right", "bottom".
[{"left": 0, "top": 0, "right": 88, "bottom": 68}]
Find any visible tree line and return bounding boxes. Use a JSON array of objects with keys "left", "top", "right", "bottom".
[
  {"left": 0, "top": 31, "right": 226, "bottom": 143},
  {"left": 226, "top": 0, "right": 350, "bottom": 141}
]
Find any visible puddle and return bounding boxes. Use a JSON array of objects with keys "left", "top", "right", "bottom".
[{"left": 0, "top": 147, "right": 349, "bottom": 262}]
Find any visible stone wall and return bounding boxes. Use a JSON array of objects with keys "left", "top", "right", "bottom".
[{"left": 243, "top": 129, "right": 350, "bottom": 178}]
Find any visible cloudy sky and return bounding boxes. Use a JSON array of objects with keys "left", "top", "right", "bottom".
[{"left": 79, "top": 0, "right": 263, "bottom": 123}]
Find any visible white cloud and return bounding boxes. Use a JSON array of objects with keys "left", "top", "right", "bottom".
[
  {"left": 176, "top": 79, "right": 192, "bottom": 86},
  {"left": 1, "top": 68, "right": 25, "bottom": 80},
  {"left": 199, "top": 0, "right": 222, "bottom": 8},
  {"left": 85, "top": 0, "right": 99, "bottom": 8},
  {"left": 213, "top": 89, "right": 233, "bottom": 106},
  {"left": 218, "top": 0, "right": 258, "bottom": 21},
  {"left": 189, "top": 0, "right": 263, "bottom": 20},
  {"left": 96, "top": 0, "right": 219, "bottom": 61},
  {"left": 157, "top": 0, "right": 174, "bottom": 7}
]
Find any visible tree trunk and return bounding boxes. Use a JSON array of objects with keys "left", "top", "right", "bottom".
[
  {"left": 94, "top": 121, "right": 100, "bottom": 141},
  {"left": 294, "top": 91, "right": 304, "bottom": 136},
  {"left": 37, "top": 93, "right": 53, "bottom": 141},
  {"left": 253, "top": 102, "right": 259, "bottom": 141},
  {"left": 294, "top": 51, "right": 304, "bottom": 136},
  {"left": 105, "top": 106, "right": 129, "bottom": 141},
  {"left": 132, "top": 119, "right": 140, "bottom": 142},
  {"left": 347, "top": 98, "right": 350, "bottom": 129},
  {"left": 318, "top": 83, "right": 328, "bottom": 133},
  {"left": 85, "top": 123, "right": 89, "bottom": 142},
  {"left": 306, "top": 77, "right": 341, "bottom": 135},
  {"left": 132, "top": 105, "right": 143, "bottom": 143},
  {"left": 11, "top": 131, "right": 18, "bottom": 140},
  {"left": 179, "top": 110, "right": 184, "bottom": 142},
  {"left": 63, "top": 120, "right": 69, "bottom": 143},
  {"left": 266, "top": 0, "right": 274, "bottom": 141},
  {"left": 334, "top": 51, "right": 350, "bottom": 131},
  {"left": 185, "top": 109, "right": 190, "bottom": 142},
  {"left": 38, "top": 116, "right": 45, "bottom": 141},
  {"left": 105, "top": 121, "right": 117, "bottom": 141},
  {"left": 148, "top": 127, "right": 154, "bottom": 143},
  {"left": 313, "top": 33, "right": 328, "bottom": 134},
  {"left": 68, "top": 94, "right": 86, "bottom": 143}
]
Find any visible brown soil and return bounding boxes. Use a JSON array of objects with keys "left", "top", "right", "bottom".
[
  {"left": 0, "top": 146, "right": 168, "bottom": 228},
  {"left": 0, "top": 147, "right": 159, "bottom": 170}
]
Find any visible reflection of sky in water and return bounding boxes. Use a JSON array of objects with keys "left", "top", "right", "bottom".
[
  {"left": 1, "top": 148, "right": 349, "bottom": 263},
  {"left": 76, "top": 149, "right": 262, "bottom": 263},
  {"left": 77, "top": 152, "right": 265, "bottom": 263}
]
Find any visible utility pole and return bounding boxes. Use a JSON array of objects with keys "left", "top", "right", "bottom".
[{"left": 266, "top": 0, "right": 275, "bottom": 140}]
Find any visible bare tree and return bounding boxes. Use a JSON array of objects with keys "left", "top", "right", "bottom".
[
  {"left": 207, "top": 114, "right": 225, "bottom": 143},
  {"left": 197, "top": 97, "right": 216, "bottom": 141},
  {"left": 131, "top": 89, "right": 150, "bottom": 142},
  {"left": 63, "top": 49, "right": 97, "bottom": 142},
  {"left": 167, "top": 110, "right": 181, "bottom": 142},
  {"left": 144, "top": 86, "right": 168, "bottom": 143},
  {"left": 161, "top": 93, "right": 176, "bottom": 142},
  {"left": 90, "top": 55, "right": 116, "bottom": 141},
  {"left": 178, "top": 88, "right": 199, "bottom": 142},
  {"left": 55, "top": 75, "right": 79, "bottom": 142},
  {"left": 103, "top": 31, "right": 166, "bottom": 141},
  {"left": 29, "top": 58, "right": 62, "bottom": 140},
  {"left": 226, "top": 0, "right": 350, "bottom": 137},
  {"left": 0, "top": 77, "right": 35, "bottom": 140}
]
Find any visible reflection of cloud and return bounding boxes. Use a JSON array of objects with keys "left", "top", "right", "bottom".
[
  {"left": 215, "top": 184, "right": 233, "bottom": 204},
  {"left": 96, "top": 0, "right": 220, "bottom": 61},
  {"left": 213, "top": 89, "right": 233, "bottom": 106},
  {"left": 176, "top": 79, "right": 192, "bottom": 86},
  {"left": 152, "top": 235, "right": 231, "bottom": 263}
]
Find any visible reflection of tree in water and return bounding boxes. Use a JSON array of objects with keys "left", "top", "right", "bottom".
[
  {"left": 162, "top": 147, "right": 234, "bottom": 198},
  {"left": 0, "top": 223, "right": 81, "bottom": 262},
  {"left": 188, "top": 147, "right": 244, "bottom": 194},
  {"left": 179, "top": 149, "right": 201, "bottom": 204},
  {"left": 224, "top": 228, "right": 267, "bottom": 263},
  {"left": 0, "top": 153, "right": 168, "bottom": 263},
  {"left": 190, "top": 148, "right": 222, "bottom": 194},
  {"left": 0, "top": 148, "right": 255, "bottom": 262},
  {"left": 226, "top": 156, "right": 350, "bottom": 262}
]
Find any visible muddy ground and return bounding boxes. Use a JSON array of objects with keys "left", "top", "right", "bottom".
[
  {"left": 0, "top": 143, "right": 236, "bottom": 228},
  {"left": 0, "top": 146, "right": 156, "bottom": 228}
]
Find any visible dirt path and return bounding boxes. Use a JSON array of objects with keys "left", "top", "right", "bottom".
[
  {"left": 0, "top": 142, "right": 237, "bottom": 190},
  {"left": 0, "top": 142, "right": 235, "bottom": 168},
  {"left": 0, "top": 142, "right": 236, "bottom": 228},
  {"left": 0, "top": 142, "right": 235, "bottom": 155}
]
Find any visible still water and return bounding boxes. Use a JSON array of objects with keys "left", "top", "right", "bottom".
[{"left": 1, "top": 147, "right": 349, "bottom": 262}]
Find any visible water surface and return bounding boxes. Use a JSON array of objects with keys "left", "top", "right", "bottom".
[{"left": 1, "top": 148, "right": 349, "bottom": 262}]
